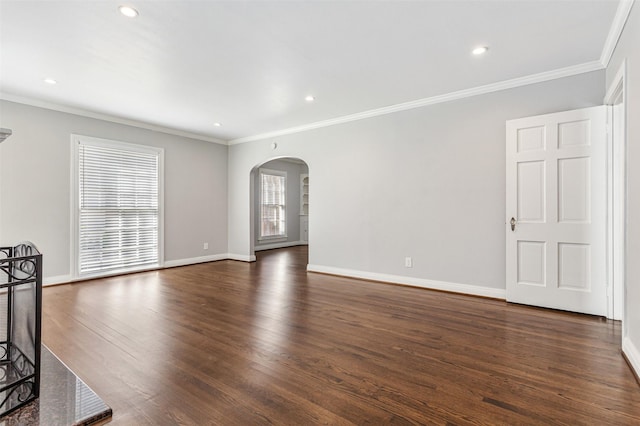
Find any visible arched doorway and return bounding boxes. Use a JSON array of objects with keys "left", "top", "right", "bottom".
[{"left": 249, "top": 157, "right": 309, "bottom": 262}]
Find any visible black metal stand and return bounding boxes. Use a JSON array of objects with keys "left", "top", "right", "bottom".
[{"left": 0, "top": 242, "right": 42, "bottom": 417}]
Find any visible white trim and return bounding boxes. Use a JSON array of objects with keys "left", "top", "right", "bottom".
[
  {"left": 69, "top": 137, "right": 79, "bottom": 278},
  {"left": 255, "top": 240, "right": 306, "bottom": 252},
  {"left": 599, "top": 0, "right": 635, "bottom": 67},
  {"left": 226, "top": 253, "right": 257, "bottom": 262},
  {"left": 158, "top": 148, "right": 166, "bottom": 269},
  {"left": 605, "top": 58, "right": 628, "bottom": 103},
  {"left": 0, "top": 93, "right": 227, "bottom": 145},
  {"left": 74, "top": 263, "right": 163, "bottom": 281},
  {"left": 307, "top": 264, "right": 506, "bottom": 299},
  {"left": 71, "top": 134, "right": 165, "bottom": 279},
  {"left": 604, "top": 59, "right": 627, "bottom": 326},
  {"left": 606, "top": 104, "right": 615, "bottom": 319},
  {"left": 622, "top": 337, "right": 640, "bottom": 379},
  {"left": 45, "top": 253, "right": 240, "bottom": 285},
  {"left": 259, "top": 168, "right": 287, "bottom": 177},
  {"left": 163, "top": 254, "right": 228, "bottom": 268},
  {"left": 257, "top": 236, "right": 288, "bottom": 243},
  {"left": 258, "top": 168, "right": 287, "bottom": 240},
  {"left": 45, "top": 263, "right": 161, "bottom": 285},
  {"left": 229, "top": 61, "right": 603, "bottom": 145},
  {"left": 44, "top": 275, "right": 73, "bottom": 287},
  {"left": 2, "top": 58, "right": 606, "bottom": 148}
]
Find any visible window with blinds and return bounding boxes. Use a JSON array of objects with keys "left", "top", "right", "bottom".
[
  {"left": 259, "top": 169, "right": 286, "bottom": 239},
  {"left": 75, "top": 137, "right": 162, "bottom": 276}
]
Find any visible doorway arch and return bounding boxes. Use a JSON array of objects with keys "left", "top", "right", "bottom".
[{"left": 249, "top": 157, "right": 310, "bottom": 261}]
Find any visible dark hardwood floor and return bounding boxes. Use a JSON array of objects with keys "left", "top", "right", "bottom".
[{"left": 43, "top": 246, "right": 640, "bottom": 425}]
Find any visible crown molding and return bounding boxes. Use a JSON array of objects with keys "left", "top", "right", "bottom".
[
  {"left": 2, "top": 53, "right": 612, "bottom": 148},
  {"left": 229, "top": 60, "right": 603, "bottom": 145},
  {"left": 600, "top": 0, "right": 635, "bottom": 68},
  {"left": 0, "top": 93, "right": 229, "bottom": 146}
]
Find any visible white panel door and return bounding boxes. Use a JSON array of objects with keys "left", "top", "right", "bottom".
[{"left": 506, "top": 106, "right": 607, "bottom": 315}]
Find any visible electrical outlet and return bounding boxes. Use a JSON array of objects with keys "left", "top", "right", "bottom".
[
  {"left": 405, "top": 257, "right": 412, "bottom": 268},
  {"left": 203, "top": 242, "right": 209, "bottom": 250}
]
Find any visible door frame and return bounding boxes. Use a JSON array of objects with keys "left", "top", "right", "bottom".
[{"left": 604, "top": 59, "right": 627, "bottom": 325}]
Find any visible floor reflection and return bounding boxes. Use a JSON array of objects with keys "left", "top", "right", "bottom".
[{"left": 250, "top": 249, "right": 303, "bottom": 352}]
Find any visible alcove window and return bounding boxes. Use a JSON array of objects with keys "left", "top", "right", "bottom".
[{"left": 259, "top": 169, "right": 286, "bottom": 239}]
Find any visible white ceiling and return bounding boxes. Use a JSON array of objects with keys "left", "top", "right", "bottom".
[{"left": 0, "top": 1, "right": 624, "bottom": 143}]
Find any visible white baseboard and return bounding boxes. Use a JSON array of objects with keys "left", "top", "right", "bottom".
[
  {"left": 255, "top": 240, "right": 306, "bottom": 252},
  {"left": 169, "top": 253, "right": 257, "bottom": 264},
  {"left": 43, "top": 253, "right": 231, "bottom": 285},
  {"left": 164, "top": 253, "right": 228, "bottom": 268},
  {"left": 226, "top": 253, "right": 256, "bottom": 262},
  {"left": 306, "top": 264, "right": 506, "bottom": 299},
  {"left": 44, "top": 274, "right": 73, "bottom": 287},
  {"left": 46, "top": 257, "right": 506, "bottom": 303},
  {"left": 42, "top": 246, "right": 312, "bottom": 284},
  {"left": 622, "top": 337, "right": 640, "bottom": 379}
]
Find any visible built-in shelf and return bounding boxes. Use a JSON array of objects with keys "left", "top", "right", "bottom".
[
  {"left": 300, "top": 174, "right": 309, "bottom": 216},
  {"left": 300, "top": 174, "right": 309, "bottom": 243}
]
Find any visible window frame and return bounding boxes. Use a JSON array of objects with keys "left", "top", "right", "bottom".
[
  {"left": 70, "top": 134, "right": 164, "bottom": 279},
  {"left": 258, "top": 168, "right": 287, "bottom": 241}
]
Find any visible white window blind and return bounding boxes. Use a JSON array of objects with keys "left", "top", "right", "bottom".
[
  {"left": 77, "top": 140, "right": 160, "bottom": 275},
  {"left": 260, "top": 170, "right": 286, "bottom": 239}
]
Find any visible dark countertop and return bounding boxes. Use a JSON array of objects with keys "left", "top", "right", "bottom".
[{"left": 1, "top": 346, "right": 112, "bottom": 425}]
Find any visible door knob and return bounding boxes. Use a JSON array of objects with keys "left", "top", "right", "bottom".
[{"left": 510, "top": 217, "right": 517, "bottom": 231}]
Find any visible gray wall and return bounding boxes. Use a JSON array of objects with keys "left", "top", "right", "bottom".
[
  {"left": 228, "top": 70, "right": 605, "bottom": 294},
  {"left": 606, "top": 3, "right": 640, "bottom": 371},
  {"left": 253, "top": 159, "right": 308, "bottom": 250},
  {"left": 0, "top": 100, "right": 228, "bottom": 282}
]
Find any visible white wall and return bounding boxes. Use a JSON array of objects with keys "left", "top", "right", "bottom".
[
  {"left": 0, "top": 100, "right": 228, "bottom": 283},
  {"left": 253, "top": 159, "right": 308, "bottom": 250},
  {"left": 228, "top": 71, "right": 605, "bottom": 296},
  {"left": 606, "top": 2, "right": 640, "bottom": 377}
]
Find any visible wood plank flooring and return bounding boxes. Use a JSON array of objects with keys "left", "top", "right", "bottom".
[{"left": 42, "top": 246, "right": 640, "bottom": 425}]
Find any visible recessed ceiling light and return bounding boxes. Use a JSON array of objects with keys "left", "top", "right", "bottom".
[
  {"left": 213, "top": 122, "right": 221, "bottom": 127},
  {"left": 119, "top": 5, "right": 139, "bottom": 18},
  {"left": 44, "top": 78, "right": 57, "bottom": 85},
  {"left": 305, "top": 95, "right": 315, "bottom": 102},
  {"left": 472, "top": 46, "right": 489, "bottom": 55}
]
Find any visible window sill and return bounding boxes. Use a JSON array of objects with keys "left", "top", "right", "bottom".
[{"left": 77, "top": 262, "right": 161, "bottom": 280}]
